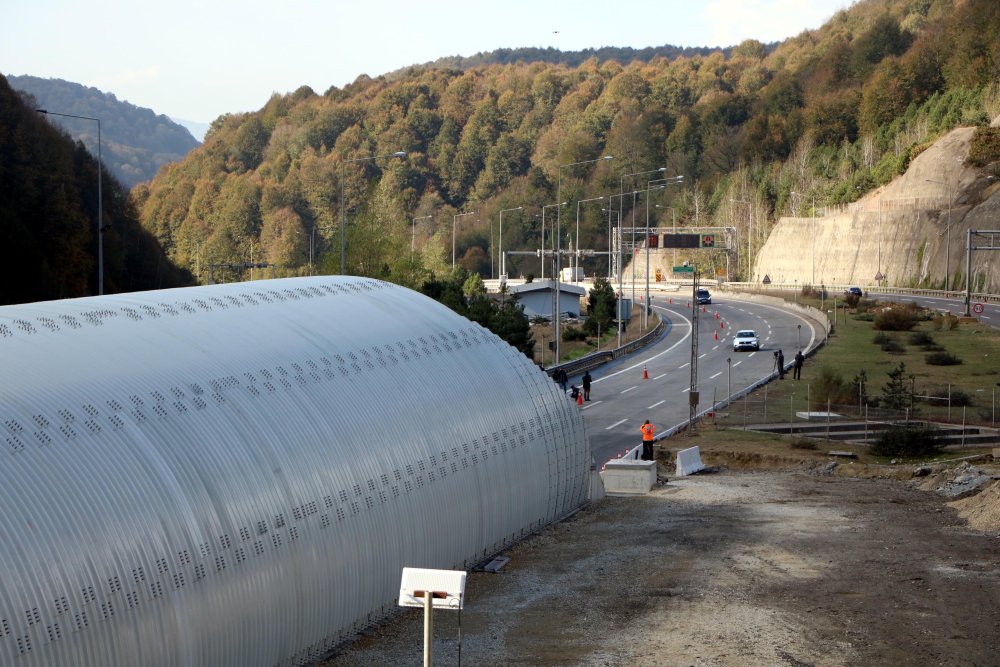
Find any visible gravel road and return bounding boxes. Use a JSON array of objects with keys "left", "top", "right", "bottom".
[{"left": 322, "top": 467, "right": 1000, "bottom": 666}]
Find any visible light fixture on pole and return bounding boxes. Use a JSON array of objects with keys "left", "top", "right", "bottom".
[
  {"left": 452, "top": 211, "right": 476, "bottom": 270},
  {"left": 540, "top": 203, "right": 565, "bottom": 281},
  {"left": 340, "top": 150, "right": 406, "bottom": 275},
  {"left": 498, "top": 206, "right": 523, "bottom": 278},
  {"left": 411, "top": 215, "right": 432, "bottom": 254},
  {"left": 36, "top": 109, "right": 104, "bottom": 295},
  {"left": 602, "top": 207, "right": 619, "bottom": 279},
  {"left": 556, "top": 156, "right": 613, "bottom": 363}
]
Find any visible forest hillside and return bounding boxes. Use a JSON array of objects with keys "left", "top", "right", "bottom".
[
  {"left": 133, "top": 0, "right": 1000, "bottom": 291},
  {"left": 9, "top": 75, "right": 201, "bottom": 187}
]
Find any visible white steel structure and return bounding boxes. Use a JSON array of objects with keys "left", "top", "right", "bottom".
[{"left": 0, "top": 276, "right": 591, "bottom": 666}]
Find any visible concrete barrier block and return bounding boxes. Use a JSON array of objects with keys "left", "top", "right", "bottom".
[
  {"left": 676, "top": 446, "right": 706, "bottom": 476},
  {"left": 602, "top": 460, "right": 656, "bottom": 495}
]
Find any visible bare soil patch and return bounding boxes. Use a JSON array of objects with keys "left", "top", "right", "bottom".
[{"left": 322, "top": 446, "right": 1000, "bottom": 666}]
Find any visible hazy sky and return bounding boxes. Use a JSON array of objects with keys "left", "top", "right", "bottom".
[{"left": 3, "top": 0, "right": 850, "bottom": 123}]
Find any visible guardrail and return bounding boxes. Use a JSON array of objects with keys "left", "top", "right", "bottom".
[{"left": 546, "top": 317, "right": 666, "bottom": 378}]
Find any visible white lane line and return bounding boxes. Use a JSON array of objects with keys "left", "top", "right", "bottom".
[
  {"left": 698, "top": 353, "right": 707, "bottom": 359},
  {"left": 648, "top": 399, "right": 666, "bottom": 409},
  {"left": 709, "top": 371, "right": 722, "bottom": 379},
  {"left": 581, "top": 400, "right": 602, "bottom": 410},
  {"left": 606, "top": 418, "right": 628, "bottom": 430},
  {"left": 680, "top": 362, "right": 690, "bottom": 368},
  {"left": 983, "top": 315, "right": 992, "bottom": 320},
  {"left": 734, "top": 360, "right": 743, "bottom": 367},
  {"left": 621, "top": 386, "right": 638, "bottom": 394},
  {"left": 594, "top": 307, "right": 693, "bottom": 383},
  {"left": 654, "top": 373, "right": 667, "bottom": 380},
  {"left": 682, "top": 387, "right": 690, "bottom": 393},
  {"left": 712, "top": 345, "right": 719, "bottom": 350}
]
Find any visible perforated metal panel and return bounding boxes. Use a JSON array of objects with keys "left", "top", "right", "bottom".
[{"left": 0, "top": 276, "right": 591, "bottom": 666}]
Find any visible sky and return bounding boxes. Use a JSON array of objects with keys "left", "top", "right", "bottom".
[{"left": 3, "top": 0, "right": 851, "bottom": 125}]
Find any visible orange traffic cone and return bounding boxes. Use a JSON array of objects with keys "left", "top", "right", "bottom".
[
  {"left": 643, "top": 365, "right": 649, "bottom": 380},
  {"left": 668, "top": 297, "right": 672, "bottom": 304},
  {"left": 702, "top": 305, "right": 706, "bottom": 313},
  {"left": 715, "top": 312, "right": 720, "bottom": 320},
  {"left": 720, "top": 321, "right": 724, "bottom": 329},
  {"left": 686, "top": 301, "right": 691, "bottom": 308},
  {"left": 714, "top": 330, "right": 718, "bottom": 341}
]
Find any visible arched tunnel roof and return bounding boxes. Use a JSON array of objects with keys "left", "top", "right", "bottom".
[{"left": 0, "top": 276, "right": 591, "bottom": 666}]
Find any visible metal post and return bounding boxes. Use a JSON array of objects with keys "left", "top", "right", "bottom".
[
  {"left": 965, "top": 228, "right": 973, "bottom": 316},
  {"left": 423, "top": 591, "right": 433, "bottom": 667},
  {"left": 499, "top": 207, "right": 522, "bottom": 277}
]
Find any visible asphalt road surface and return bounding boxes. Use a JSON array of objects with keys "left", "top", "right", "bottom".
[{"left": 566, "top": 295, "right": 824, "bottom": 466}]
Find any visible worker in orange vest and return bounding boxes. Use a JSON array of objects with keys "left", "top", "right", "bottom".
[{"left": 640, "top": 419, "right": 655, "bottom": 461}]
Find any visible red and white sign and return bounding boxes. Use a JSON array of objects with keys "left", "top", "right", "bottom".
[{"left": 973, "top": 303, "right": 985, "bottom": 314}]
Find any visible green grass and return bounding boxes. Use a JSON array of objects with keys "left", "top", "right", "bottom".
[{"left": 751, "top": 295, "right": 1000, "bottom": 426}]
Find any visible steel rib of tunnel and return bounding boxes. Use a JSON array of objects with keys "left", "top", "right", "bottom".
[{"left": 0, "top": 276, "right": 592, "bottom": 667}]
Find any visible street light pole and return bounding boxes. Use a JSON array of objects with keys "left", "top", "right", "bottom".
[
  {"left": 340, "top": 150, "right": 406, "bottom": 275},
  {"left": 557, "top": 156, "right": 613, "bottom": 364},
  {"left": 574, "top": 195, "right": 604, "bottom": 277},
  {"left": 452, "top": 211, "right": 477, "bottom": 270},
  {"left": 602, "top": 207, "right": 619, "bottom": 279},
  {"left": 498, "top": 207, "right": 523, "bottom": 278},
  {"left": 37, "top": 109, "right": 104, "bottom": 294}
]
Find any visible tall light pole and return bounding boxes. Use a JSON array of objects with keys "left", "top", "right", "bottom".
[
  {"left": 556, "top": 156, "right": 613, "bottom": 364},
  {"left": 926, "top": 178, "right": 954, "bottom": 291},
  {"left": 540, "top": 203, "right": 565, "bottom": 280},
  {"left": 452, "top": 211, "right": 477, "bottom": 270},
  {"left": 36, "top": 109, "right": 104, "bottom": 294},
  {"left": 412, "top": 215, "right": 432, "bottom": 254},
  {"left": 498, "top": 206, "right": 523, "bottom": 278},
  {"left": 602, "top": 207, "right": 619, "bottom": 279},
  {"left": 645, "top": 177, "right": 682, "bottom": 329},
  {"left": 340, "top": 150, "right": 406, "bottom": 275}
]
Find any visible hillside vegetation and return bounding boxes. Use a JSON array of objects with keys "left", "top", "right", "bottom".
[
  {"left": 9, "top": 75, "right": 200, "bottom": 187},
  {"left": 134, "top": 0, "right": 1000, "bottom": 288},
  {"left": 0, "top": 76, "right": 192, "bottom": 303}
]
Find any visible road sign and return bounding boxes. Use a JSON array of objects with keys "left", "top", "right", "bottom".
[
  {"left": 762, "top": 274, "right": 771, "bottom": 284},
  {"left": 700, "top": 234, "right": 715, "bottom": 248},
  {"left": 973, "top": 303, "right": 985, "bottom": 314},
  {"left": 662, "top": 233, "right": 700, "bottom": 248},
  {"left": 672, "top": 266, "right": 694, "bottom": 274}
]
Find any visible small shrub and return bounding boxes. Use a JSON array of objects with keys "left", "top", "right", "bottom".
[
  {"left": 790, "top": 438, "right": 818, "bottom": 450},
  {"left": 926, "top": 351, "right": 961, "bottom": 365},
  {"left": 871, "top": 425, "right": 943, "bottom": 457},
  {"left": 874, "top": 306, "right": 919, "bottom": 331},
  {"left": 873, "top": 331, "right": 891, "bottom": 344},
  {"left": 854, "top": 312, "right": 875, "bottom": 321},
  {"left": 881, "top": 340, "right": 905, "bottom": 353},
  {"left": 844, "top": 293, "right": 860, "bottom": 308},
  {"left": 967, "top": 126, "right": 1000, "bottom": 167},
  {"left": 561, "top": 326, "right": 587, "bottom": 342},
  {"left": 922, "top": 343, "right": 945, "bottom": 352},
  {"left": 932, "top": 315, "right": 943, "bottom": 331},
  {"left": 908, "top": 331, "right": 934, "bottom": 346}
]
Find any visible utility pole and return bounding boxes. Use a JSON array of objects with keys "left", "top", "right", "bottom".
[{"left": 688, "top": 267, "right": 700, "bottom": 433}]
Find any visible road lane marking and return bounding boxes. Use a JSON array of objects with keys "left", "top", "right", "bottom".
[
  {"left": 680, "top": 362, "right": 690, "bottom": 368},
  {"left": 698, "top": 353, "right": 707, "bottom": 359},
  {"left": 682, "top": 387, "right": 690, "bottom": 393},
  {"left": 734, "top": 360, "right": 743, "bottom": 367},
  {"left": 654, "top": 373, "right": 667, "bottom": 380},
  {"left": 581, "top": 400, "right": 602, "bottom": 410},
  {"left": 621, "top": 386, "right": 638, "bottom": 394},
  {"left": 606, "top": 419, "right": 628, "bottom": 430},
  {"left": 709, "top": 371, "right": 722, "bottom": 379},
  {"left": 647, "top": 400, "right": 666, "bottom": 409}
]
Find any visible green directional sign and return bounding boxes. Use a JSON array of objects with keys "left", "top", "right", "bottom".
[{"left": 672, "top": 266, "right": 694, "bottom": 274}]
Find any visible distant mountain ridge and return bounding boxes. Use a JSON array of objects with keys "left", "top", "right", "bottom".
[{"left": 7, "top": 75, "right": 201, "bottom": 188}]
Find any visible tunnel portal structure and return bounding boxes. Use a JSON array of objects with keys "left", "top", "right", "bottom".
[{"left": 0, "top": 276, "right": 592, "bottom": 666}]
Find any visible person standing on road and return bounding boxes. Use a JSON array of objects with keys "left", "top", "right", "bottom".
[
  {"left": 793, "top": 350, "right": 804, "bottom": 380},
  {"left": 776, "top": 349, "right": 785, "bottom": 379},
  {"left": 556, "top": 368, "right": 568, "bottom": 392},
  {"left": 582, "top": 371, "right": 592, "bottom": 401},
  {"left": 640, "top": 420, "right": 655, "bottom": 461}
]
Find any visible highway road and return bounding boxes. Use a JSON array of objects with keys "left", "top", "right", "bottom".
[
  {"left": 564, "top": 295, "right": 825, "bottom": 466},
  {"left": 867, "top": 291, "right": 998, "bottom": 325}
]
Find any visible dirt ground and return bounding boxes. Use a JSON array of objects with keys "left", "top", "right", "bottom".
[{"left": 322, "top": 448, "right": 1000, "bottom": 667}]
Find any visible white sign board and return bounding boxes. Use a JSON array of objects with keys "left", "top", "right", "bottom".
[{"left": 398, "top": 567, "right": 466, "bottom": 610}]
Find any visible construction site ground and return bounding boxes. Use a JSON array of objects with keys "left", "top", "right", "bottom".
[{"left": 322, "top": 433, "right": 1000, "bottom": 667}]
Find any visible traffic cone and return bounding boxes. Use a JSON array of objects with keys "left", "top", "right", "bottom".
[
  {"left": 686, "top": 301, "right": 690, "bottom": 308},
  {"left": 715, "top": 312, "right": 720, "bottom": 320},
  {"left": 702, "top": 305, "right": 706, "bottom": 313},
  {"left": 714, "top": 330, "right": 718, "bottom": 341},
  {"left": 668, "top": 297, "right": 672, "bottom": 304},
  {"left": 577, "top": 391, "right": 584, "bottom": 406},
  {"left": 719, "top": 321, "right": 724, "bottom": 329},
  {"left": 643, "top": 365, "right": 649, "bottom": 380}
]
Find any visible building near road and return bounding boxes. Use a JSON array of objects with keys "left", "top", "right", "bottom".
[
  {"left": 0, "top": 276, "right": 593, "bottom": 667},
  {"left": 508, "top": 279, "right": 587, "bottom": 319}
]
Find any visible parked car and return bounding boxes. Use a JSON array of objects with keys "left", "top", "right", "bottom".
[
  {"left": 696, "top": 288, "right": 712, "bottom": 305},
  {"left": 733, "top": 329, "right": 760, "bottom": 352},
  {"left": 845, "top": 286, "right": 863, "bottom": 297}
]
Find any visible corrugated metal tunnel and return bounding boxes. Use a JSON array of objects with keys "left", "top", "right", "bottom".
[{"left": 0, "top": 276, "right": 592, "bottom": 666}]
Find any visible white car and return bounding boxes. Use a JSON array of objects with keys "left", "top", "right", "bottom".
[{"left": 733, "top": 329, "right": 760, "bottom": 352}]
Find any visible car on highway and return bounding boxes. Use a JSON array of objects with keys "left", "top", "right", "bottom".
[
  {"left": 733, "top": 329, "right": 760, "bottom": 352},
  {"left": 696, "top": 288, "right": 712, "bottom": 305},
  {"left": 845, "top": 286, "right": 863, "bottom": 297}
]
